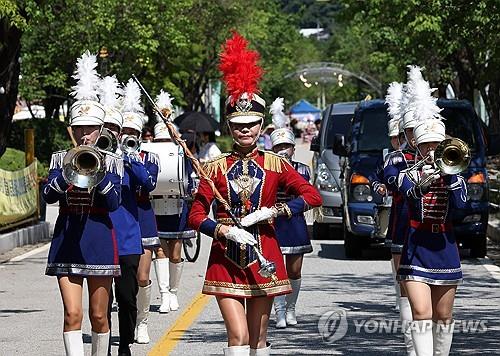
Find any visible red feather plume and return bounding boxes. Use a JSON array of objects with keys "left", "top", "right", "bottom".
[{"left": 219, "top": 31, "right": 263, "bottom": 106}]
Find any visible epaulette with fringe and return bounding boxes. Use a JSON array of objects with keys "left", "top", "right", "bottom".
[
  {"left": 203, "top": 153, "right": 231, "bottom": 177},
  {"left": 262, "top": 151, "right": 289, "bottom": 173},
  {"left": 49, "top": 150, "right": 68, "bottom": 170},
  {"left": 145, "top": 151, "right": 161, "bottom": 168},
  {"left": 105, "top": 152, "right": 124, "bottom": 178}
]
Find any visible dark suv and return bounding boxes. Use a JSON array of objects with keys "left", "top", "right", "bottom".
[{"left": 333, "top": 99, "right": 496, "bottom": 258}]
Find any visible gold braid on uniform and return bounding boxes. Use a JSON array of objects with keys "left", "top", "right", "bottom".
[
  {"left": 203, "top": 153, "right": 230, "bottom": 177},
  {"left": 214, "top": 223, "right": 224, "bottom": 239},
  {"left": 263, "top": 151, "right": 289, "bottom": 173}
]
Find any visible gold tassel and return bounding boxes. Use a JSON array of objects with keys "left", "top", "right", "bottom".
[
  {"left": 264, "top": 152, "right": 288, "bottom": 173},
  {"left": 204, "top": 154, "right": 229, "bottom": 177}
]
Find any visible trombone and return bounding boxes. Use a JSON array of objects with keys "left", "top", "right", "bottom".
[{"left": 406, "top": 137, "right": 471, "bottom": 188}]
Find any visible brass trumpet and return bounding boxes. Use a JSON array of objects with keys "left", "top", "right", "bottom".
[
  {"left": 62, "top": 145, "right": 106, "bottom": 190},
  {"left": 406, "top": 137, "right": 471, "bottom": 187},
  {"left": 95, "top": 127, "right": 118, "bottom": 153},
  {"left": 121, "top": 134, "right": 141, "bottom": 154}
]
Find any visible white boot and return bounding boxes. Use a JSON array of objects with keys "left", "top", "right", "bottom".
[
  {"left": 411, "top": 320, "right": 434, "bottom": 356},
  {"left": 399, "top": 297, "right": 416, "bottom": 356},
  {"left": 63, "top": 330, "right": 84, "bottom": 356},
  {"left": 135, "top": 282, "right": 152, "bottom": 344},
  {"left": 285, "top": 278, "right": 301, "bottom": 325},
  {"left": 223, "top": 345, "right": 250, "bottom": 356},
  {"left": 433, "top": 320, "right": 455, "bottom": 356},
  {"left": 250, "top": 343, "right": 271, "bottom": 356},
  {"left": 274, "top": 295, "right": 287, "bottom": 328},
  {"left": 169, "top": 260, "right": 184, "bottom": 311},
  {"left": 154, "top": 258, "right": 170, "bottom": 313},
  {"left": 91, "top": 331, "right": 109, "bottom": 356},
  {"left": 392, "top": 259, "right": 401, "bottom": 311}
]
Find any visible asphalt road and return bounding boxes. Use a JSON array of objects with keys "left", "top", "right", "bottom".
[{"left": 2, "top": 142, "right": 500, "bottom": 355}]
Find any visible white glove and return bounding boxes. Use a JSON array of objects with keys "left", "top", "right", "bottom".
[
  {"left": 240, "top": 207, "right": 278, "bottom": 227},
  {"left": 224, "top": 226, "right": 257, "bottom": 245},
  {"left": 420, "top": 165, "right": 440, "bottom": 189}
]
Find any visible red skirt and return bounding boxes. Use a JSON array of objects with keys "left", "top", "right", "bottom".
[{"left": 203, "top": 224, "right": 291, "bottom": 298}]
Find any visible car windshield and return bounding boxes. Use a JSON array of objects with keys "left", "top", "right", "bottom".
[
  {"left": 439, "top": 106, "right": 477, "bottom": 150},
  {"left": 325, "top": 113, "right": 353, "bottom": 148},
  {"left": 357, "top": 107, "right": 391, "bottom": 152}
]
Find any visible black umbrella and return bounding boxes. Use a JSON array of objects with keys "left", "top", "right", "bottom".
[{"left": 174, "top": 111, "right": 218, "bottom": 132}]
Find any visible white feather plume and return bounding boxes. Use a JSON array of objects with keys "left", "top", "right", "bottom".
[
  {"left": 98, "top": 75, "right": 123, "bottom": 109},
  {"left": 385, "top": 82, "right": 404, "bottom": 120},
  {"left": 406, "top": 65, "right": 441, "bottom": 122},
  {"left": 270, "top": 97, "right": 288, "bottom": 129},
  {"left": 156, "top": 90, "right": 174, "bottom": 110},
  {"left": 122, "top": 78, "right": 143, "bottom": 113},
  {"left": 70, "top": 51, "right": 100, "bottom": 100}
]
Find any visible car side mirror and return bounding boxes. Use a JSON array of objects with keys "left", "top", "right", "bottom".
[
  {"left": 310, "top": 135, "right": 320, "bottom": 152},
  {"left": 332, "top": 134, "right": 348, "bottom": 156},
  {"left": 487, "top": 133, "right": 500, "bottom": 156}
]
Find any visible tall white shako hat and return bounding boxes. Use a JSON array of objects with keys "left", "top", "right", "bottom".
[
  {"left": 401, "top": 65, "right": 425, "bottom": 130},
  {"left": 153, "top": 90, "right": 174, "bottom": 140},
  {"left": 219, "top": 32, "right": 265, "bottom": 125},
  {"left": 270, "top": 97, "right": 294, "bottom": 146},
  {"left": 98, "top": 75, "right": 123, "bottom": 129},
  {"left": 385, "top": 82, "right": 404, "bottom": 137},
  {"left": 387, "top": 118, "right": 399, "bottom": 137},
  {"left": 69, "top": 51, "right": 105, "bottom": 126},
  {"left": 408, "top": 74, "right": 445, "bottom": 145},
  {"left": 122, "top": 79, "right": 146, "bottom": 133}
]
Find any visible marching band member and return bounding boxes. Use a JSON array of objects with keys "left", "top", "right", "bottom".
[
  {"left": 368, "top": 115, "right": 402, "bottom": 308},
  {"left": 134, "top": 97, "right": 161, "bottom": 344},
  {"left": 134, "top": 131, "right": 160, "bottom": 344},
  {"left": 397, "top": 75, "right": 466, "bottom": 356},
  {"left": 108, "top": 79, "right": 152, "bottom": 356},
  {"left": 268, "top": 98, "right": 313, "bottom": 329},
  {"left": 188, "top": 32, "right": 322, "bottom": 356},
  {"left": 151, "top": 97, "right": 195, "bottom": 314},
  {"left": 377, "top": 80, "right": 417, "bottom": 355},
  {"left": 43, "top": 52, "right": 122, "bottom": 356}
]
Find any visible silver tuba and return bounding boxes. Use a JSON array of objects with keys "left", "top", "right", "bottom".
[
  {"left": 95, "top": 127, "right": 118, "bottom": 153},
  {"left": 121, "top": 134, "right": 141, "bottom": 154},
  {"left": 62, "top": 145, "right": 106, "bottom": 190}
]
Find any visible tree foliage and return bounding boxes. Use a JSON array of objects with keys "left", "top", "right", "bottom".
[{"left": 332, "top": 0, "right": 500, "bottom": 131}]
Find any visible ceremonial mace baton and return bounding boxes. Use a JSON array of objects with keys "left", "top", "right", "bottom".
[{"left": 132, "top": 75, "right": 277, "bottom": 282}]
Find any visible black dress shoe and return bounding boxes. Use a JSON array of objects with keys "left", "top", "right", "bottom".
[{"left": 118, "top": 345, "right": 131, "bottom": 356}]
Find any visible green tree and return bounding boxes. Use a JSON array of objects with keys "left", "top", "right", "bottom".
[
  {"left": 0, "top": 0, "right": 33, "bottom": 157},
  {"left": 334, "top": 0, "right": 500, "bottom": 131}
]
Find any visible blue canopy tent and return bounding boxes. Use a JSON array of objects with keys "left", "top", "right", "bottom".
[{"left": 289, "top": 99, "right": 321, "bottom": 122}]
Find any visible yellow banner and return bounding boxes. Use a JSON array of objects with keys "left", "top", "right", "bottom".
[{"left": 0, "top": 161, "right": 38, "bottom": 226}]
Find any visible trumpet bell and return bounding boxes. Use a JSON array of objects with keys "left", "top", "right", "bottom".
[
  {"left": 434, "top": 138, "right": 471, "bottom": 175},
  {"left": 121, "top": 135, "right": 141, "bottom": 154},
  {"left": 62, "top": 145, "right": 106, "bottom": 189},
  {"left": 95, "top": 128, "right": 118, "bottom": 153}
]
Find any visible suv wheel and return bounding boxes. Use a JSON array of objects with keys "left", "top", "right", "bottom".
[
  {"left": 312, "top": 222, "right": 330, "bottom": 239},
  {"left": 469, "top": 235, "right": 487, "bottom": 258},
  {"left": 344, "top": 222, "right": 364, "bottom": 258}
]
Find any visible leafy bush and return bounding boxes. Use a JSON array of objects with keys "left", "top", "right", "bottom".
[
  {"left": 0, "top": 147, "right": 48, "bottom": 177},
  {"left": 8, "top": 118, "right": 72, "bottom": 175}
]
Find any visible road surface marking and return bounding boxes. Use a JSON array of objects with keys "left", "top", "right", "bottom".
[
  {"left": 148, "top": 292, "right": 211, "bottom": 356},
  {"left": 477, "top": 257, "right": 500, "bottom": 284},
  {"left": 8, "top": 243, "right": 50, "bottom": 262}
]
